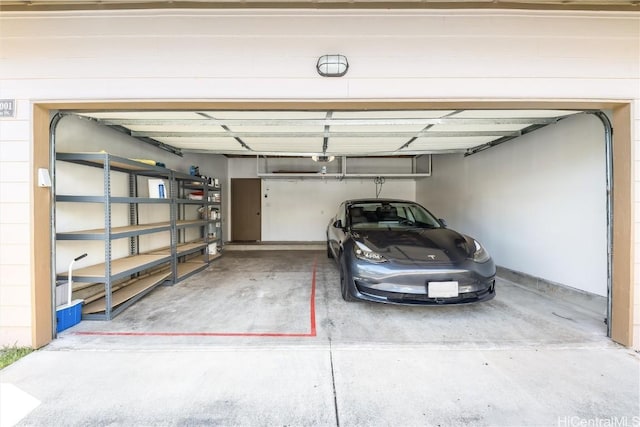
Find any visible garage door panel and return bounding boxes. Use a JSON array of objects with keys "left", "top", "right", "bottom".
[
  {"left": 125, "top": 124, "right": 228, "bottom": 133},
  {"left": 78, "top": 111, "right": 204, "bottom": 120},
  {"left": 225, "top": 125, "right": 325, "bottom": 134},
  {"left": 410, "top": 136, "right": 498, "bottom": 150},
  {"left": 453, "top": 110, "right": 581, "bottom": 119},
  {"left": 203, "top": 111, "right": 327, "bottom": 120},
  {"left": 329, "top": 124, "right": 429, "bottom": 133},
  {"left": 428, "top": 123, "right": 530, "bottom": 133},
  {"left": 327, "top": 137, "right": 409, "bottom": 154},
  {"left": 242, "top": 137, "right": 323, "bottom": 152},
  {"left": 157, "top": 137, "right": 247, "bottom": 151},
  {"left": 331, "top": 110, "right": 455, "bottom": 119}
]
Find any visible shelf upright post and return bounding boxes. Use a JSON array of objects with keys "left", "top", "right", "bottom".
[
  {"left": 203, "top": 178, "right": 209, "bottom": 265},
  {"left": 170, "top": 171, "right": 178, "bottom": 284},
  {"left": 128, "top": 173, "right": 138, "bottom": 257},
  {"left": 218, "top": 184, "right": 223, "bottom": 252},
  {"left": 103, "top": 153, "right": 113, "bottom": 320}
]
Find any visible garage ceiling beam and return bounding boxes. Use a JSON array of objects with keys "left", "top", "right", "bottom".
[
  {"left": 102, "top": 117, "right": 560, "bottom": 127},
  {"left": 130, "top": 130, "right": 520, "bottom": 138}
]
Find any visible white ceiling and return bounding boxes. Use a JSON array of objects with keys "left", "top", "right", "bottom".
[{"left": 77, "top": 109, "right": 582, "bottom": 157}]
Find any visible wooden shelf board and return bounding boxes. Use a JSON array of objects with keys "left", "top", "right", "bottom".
[
  {"left": 146, "top": 241, "right": 206, "bottom": 256},
  {"left": 145, "top": 244, "right": 172, "bottom": 256},
  {"left": 57, "top": 153, "right": 170, "bottom": 174},
  {"left": 73, "top": 283, "right": 105, "bottom": 303},
  {"left": 82, "top": 270, "right": 171, "bottom": 314},
  {"left": 178, "top": 242, "right": 207, "bottom": 254},
  {"left": 177, "top": 261, "right": 207, "bottom": 278},
  {"left": 71, "top": 281, "right": 99, "bottom": 292},
  {"left": 73, "top": 264, "right": 173, "bottom": 303},
  {"left": 58, "top": 221, "right": 171, "bottom": 237},
  {"left": 60, "top": 254, "right": 170, "bottom": 278},
  {"left": 176, "top": 219, "right": 205, "bottom": 228}
]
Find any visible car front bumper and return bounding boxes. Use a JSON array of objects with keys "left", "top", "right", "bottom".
[{"left": 348, "top": 260, "right": 496, "bottom": 305}]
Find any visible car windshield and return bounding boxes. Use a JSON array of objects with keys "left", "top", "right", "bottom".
[{"left": 348, "top": 202, "right": 442, "bottom": 230}]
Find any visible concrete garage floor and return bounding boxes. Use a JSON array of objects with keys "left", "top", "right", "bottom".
[{"left": 2, "top": 250, "right": 639, "bottom": 426}]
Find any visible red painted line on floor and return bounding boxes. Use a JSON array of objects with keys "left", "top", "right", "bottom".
[
  {"left": 309, "top": 257, "right": 318, "bottom": 337},
  {"left": 73, "top": 331, "right": 314, "bottom": 337},
  {"left": 74, "top": 257, "right": 319, "bottom": 338}
]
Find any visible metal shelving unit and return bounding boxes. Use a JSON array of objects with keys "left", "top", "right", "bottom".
[
  {"left": 173, "top": 174, "right": 223, "bottom": 282},
  {"left": 55, "top": 152, "right": 223, "bottom": 320},
  {"left": 205, "top": 183, "right": 223, "bottom": 259}
]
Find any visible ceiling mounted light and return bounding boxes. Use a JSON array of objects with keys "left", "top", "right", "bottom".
[
  {"left": 317, "top": 55, "right": 349, "bottom": 77},
  {"left": 312, "top": 155, "right": 335, "bottom": 162}
]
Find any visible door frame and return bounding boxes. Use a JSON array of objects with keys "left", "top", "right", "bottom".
[{"left": 32, "top": 100, "right": 634, "bottom": 348}]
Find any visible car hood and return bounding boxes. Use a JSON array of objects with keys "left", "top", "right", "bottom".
[{"left": 353, "top": 228, "right": 472, "bottom": 263}]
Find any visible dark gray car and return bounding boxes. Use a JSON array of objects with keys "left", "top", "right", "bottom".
[{"left": 327, "top": 199, "right": 496, "bottom": 304}]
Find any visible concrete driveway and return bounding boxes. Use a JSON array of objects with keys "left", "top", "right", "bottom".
[{"left": 1, "top": 250, "right": 638, "bottom": 426}]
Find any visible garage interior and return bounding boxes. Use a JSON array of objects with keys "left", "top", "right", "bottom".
[{"left": 48, "top": 106, "right": 613, "bottom": 342}]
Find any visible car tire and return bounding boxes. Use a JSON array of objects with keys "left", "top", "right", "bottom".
[
  {"left": 339, "top": 256, "right": 357, "bottom": 302},
  {"left": 327, "top": 240, "right": 334, "bottom": 259}
]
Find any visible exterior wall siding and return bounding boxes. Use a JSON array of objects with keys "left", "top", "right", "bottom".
[
  {"left": 0, "top": 9, "right": 638, "bottom": 347},
  {"left": 0, "top": 97, "right": 33, "bottom": 345}
]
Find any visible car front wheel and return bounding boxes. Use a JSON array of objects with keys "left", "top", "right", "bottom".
[
  {"left": 327, "top": 240, "right": 333, "bottom": 259},
  {"left": 339, "top": 256, "right": 357, "bottom": 302}
]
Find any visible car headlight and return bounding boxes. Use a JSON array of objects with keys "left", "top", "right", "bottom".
[
  {"left": 472, "top": 240, "right": 491, "bottom": 263},
  {"left": 353, "top": 241, "right": 387, "bottom": 263}
]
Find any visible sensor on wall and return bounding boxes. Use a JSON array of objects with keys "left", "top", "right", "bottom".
[{"left": 38, "top": 168, "right": 52, "bottom": 187}]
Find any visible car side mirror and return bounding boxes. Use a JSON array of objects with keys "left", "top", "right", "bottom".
[
  {"left": 333, "top": 219, "right": 344, "bottom": 229},
  {"left": 439, "top": 218, "right": 447, "bottom": 227}
]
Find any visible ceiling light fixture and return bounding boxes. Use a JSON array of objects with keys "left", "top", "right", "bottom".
[
  {"left": 316, "top": 55, "right": 349, "bottom": 77},
  {"left": 312, "top": 155, "right": 335, "bottom": 162}
]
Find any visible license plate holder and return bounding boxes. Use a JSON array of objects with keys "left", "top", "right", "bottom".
[{"left": 428, "top": 281, "right": 459, "bottom": 298}]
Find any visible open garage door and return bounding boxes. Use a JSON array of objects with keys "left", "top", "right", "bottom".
[
  {"left": 73, "top": 109, "right": 582, "bottom": 157},
  {"left": 35, "top": 102, "right": 631, "bottom": 349}
]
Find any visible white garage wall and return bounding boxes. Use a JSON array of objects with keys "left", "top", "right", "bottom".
[
  {"left": 416, "top": 113, "right": 607, "bottom": 296},
  {"left": 262, "top": 179, "right": 416, "bottom": 241},
  {"left": 54, "top": 115, "right": 228, "bottom": 274},
  {"left": 0, "top": 9, "right": 637, "bottom": 347},
  {"left": 227, "top": 158, "right": 416, "bottom": 241}
]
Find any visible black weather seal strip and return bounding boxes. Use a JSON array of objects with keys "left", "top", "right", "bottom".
[
  {"left": 464, "top": 122, "right": 553, "bottom": 157},
  {"left": 197, "top": 112, "right": 254, "bottom": 152}
]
